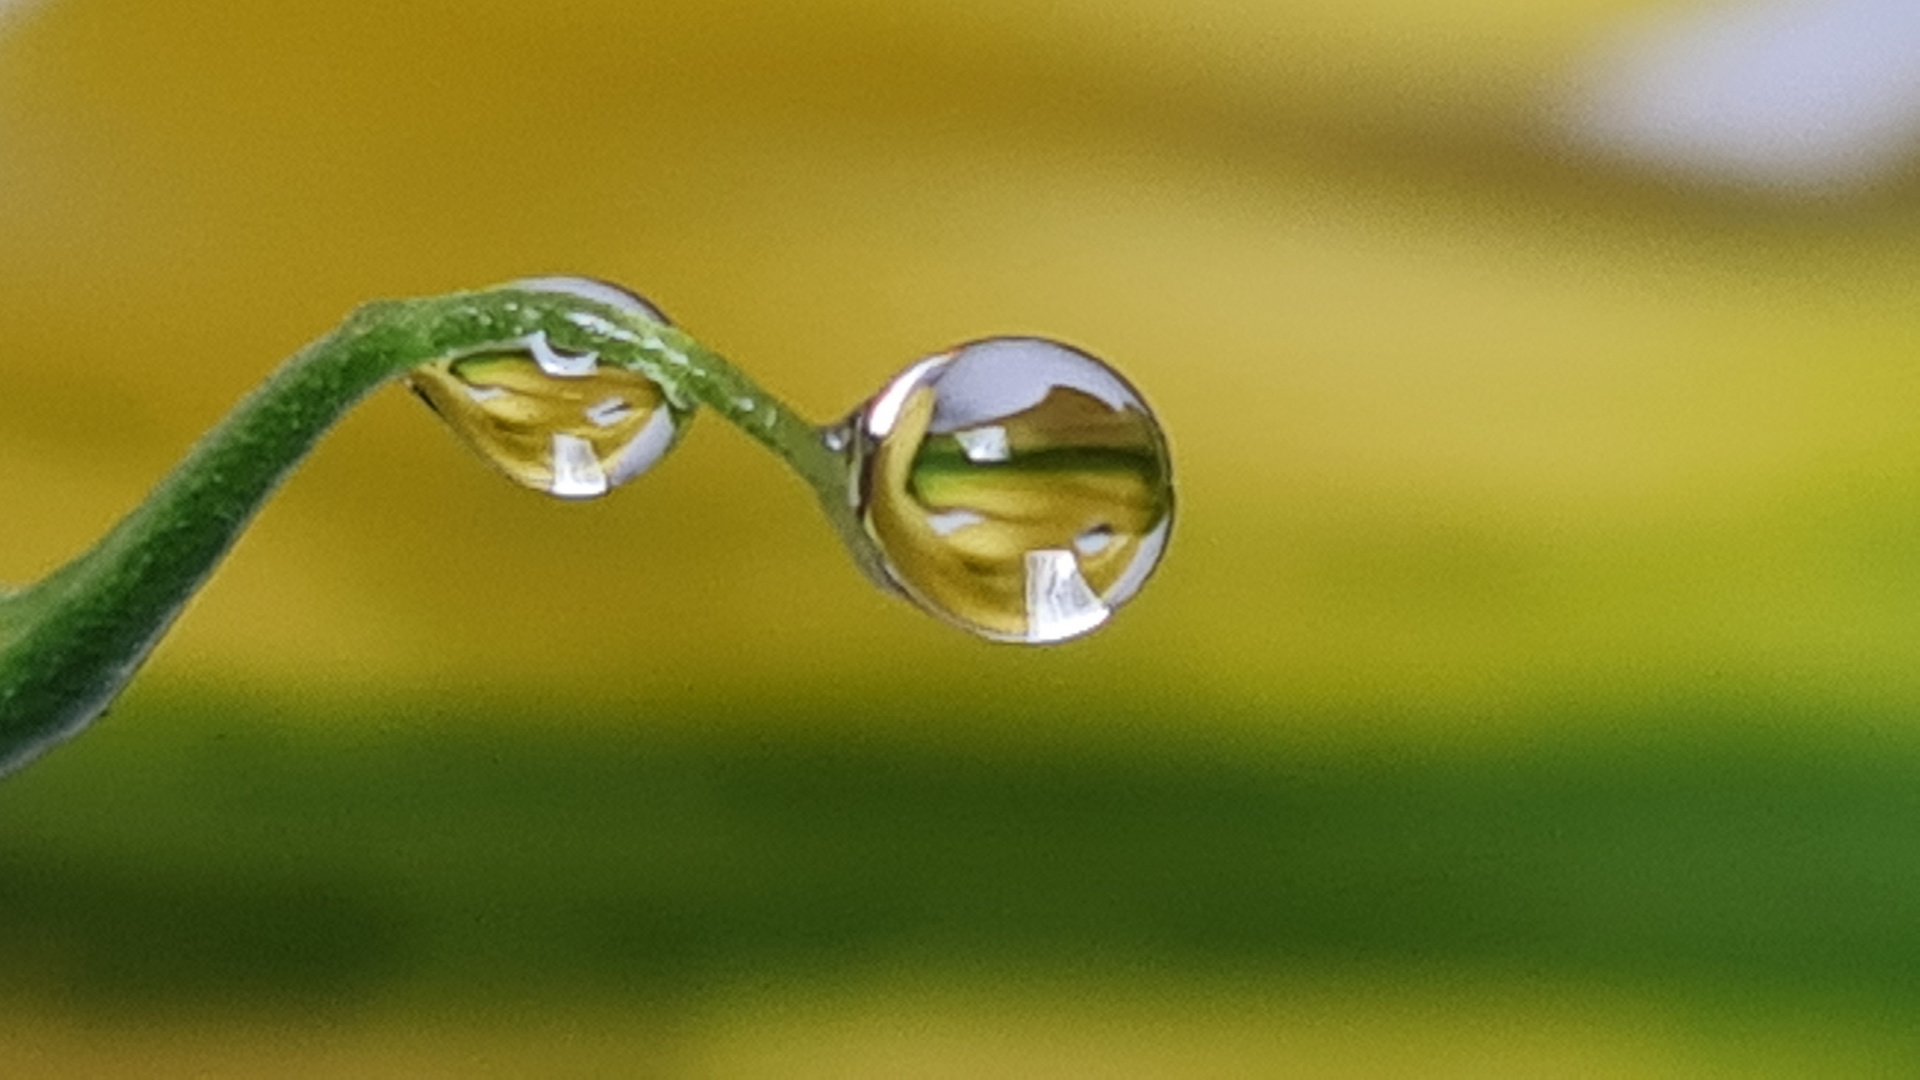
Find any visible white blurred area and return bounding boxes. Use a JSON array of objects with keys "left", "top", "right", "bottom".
[{"left": 1560, "top": 0, "right": 1920, "bottom": 193}]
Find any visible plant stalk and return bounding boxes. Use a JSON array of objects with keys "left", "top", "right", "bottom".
[{"left": 0, "top": 286, "right": 857, "bottom": 774}]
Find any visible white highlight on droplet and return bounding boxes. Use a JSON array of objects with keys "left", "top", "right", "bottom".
[
  {"left": 462, "top": 383, "right": 508, "bottom": 403},
  {"left": 954, "top": 426, "right": 1010, "bottom": 463},
  {"left": 866, "top": 354, "right": 952, "bottom": 438},
  {"left": 549, "top": 434, "right": 610, "bottom": 498},
  {"left": 1073, "top": 526, "right": 1116, "bottom": 557},
  {"left": 1024, "top": 549, "right": 1110, "bottom": 643},
  {"left": 565, "top": 311, "right": 641, "bottom": 344},
  {"left": 1558, "top": 0, "right": 1920, "bottom": 191},
  {"left": 925, "top": 509, "right": 988, "bottom": 537},
  {"left": 527, "top": 332, "right": 598, "bottom": 378}
]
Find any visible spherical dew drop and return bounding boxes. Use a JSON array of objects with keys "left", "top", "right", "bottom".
[{"left": 848, "top": 337, "right": 1174, "bottom": 643}]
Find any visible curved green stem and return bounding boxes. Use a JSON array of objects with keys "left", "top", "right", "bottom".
[{"left": 0, "top": 286, "right": 859, "bottom": 775}]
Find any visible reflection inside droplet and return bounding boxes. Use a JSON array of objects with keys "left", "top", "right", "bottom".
[
  {"left": 408, "top": 279, "right": 687, "bottom": 499},
  {"left": 955, "top": 426, "right": 1010, "bottom": 463},
  {"left": 848, "top": 337, "right": 1174, "bottom": 643},
  {"left": 1074, "top": 524, "right": 1116, "bottom": 557}
]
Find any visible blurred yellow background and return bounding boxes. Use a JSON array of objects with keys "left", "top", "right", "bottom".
[{"left": 4, "top": 0, "right": 1920, "bottom": 1074}]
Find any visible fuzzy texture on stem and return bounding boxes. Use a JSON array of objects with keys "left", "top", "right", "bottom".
[{"left": 0, "top": 287, "right": 861, "bottom": 775}]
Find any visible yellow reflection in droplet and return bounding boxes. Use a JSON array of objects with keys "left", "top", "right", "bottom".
[
  {"left": 407, "top": 337, "right": 682, "bottom": 499},
  {"left": 862, "top": 340, "right": 1173, "bottom": 642}
]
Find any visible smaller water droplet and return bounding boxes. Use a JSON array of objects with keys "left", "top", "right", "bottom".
[
  {"left": 409, "top": 281, "right": 689, "bottom": 499},
  {"left": 845, "top": 337, "right": 1174, "bottom": 643},
  {"left": 514, "top": 276, "right": 666, "bottom": 323}
]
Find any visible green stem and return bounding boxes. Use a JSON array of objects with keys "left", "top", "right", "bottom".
[{"left": 0, "top": 286, "right": 858, "bottom": 774}]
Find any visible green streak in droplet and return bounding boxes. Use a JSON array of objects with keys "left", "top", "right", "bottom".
[
  {"left": 0, "top": 287, "right": 858, "bottom": 775},
  {"left": 912, "top": 442, "right": 1167, "bottom": 480}
]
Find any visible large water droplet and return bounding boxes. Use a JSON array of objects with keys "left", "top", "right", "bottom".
[
  {"left": 849, "top": 337, "right": 1174, "bottom": 643},
  {"left": 408, "top": 279, "right": 689, "bottom": 499}
]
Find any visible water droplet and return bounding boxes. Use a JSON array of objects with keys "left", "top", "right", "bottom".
[
  {"left": 515, "top": 275, "right": 666, "bottom": 326},
  {"left": 847, "top": 337, "right": 1174, "bottom": 643},
  {"left": 409, "top": 281, "right": 689, "bottom": 499}
]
